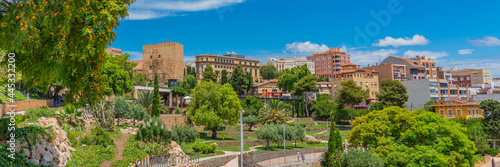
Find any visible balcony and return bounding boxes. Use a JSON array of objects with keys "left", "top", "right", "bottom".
[
  {"left": 393, "top": 69, "right": 404, "bottom": 73},
  {"left": 394, "top": 76, "right": 401, "bottom": 80},
  {"left": 444, "top": 115, "right": 456, "bottom": 119}
]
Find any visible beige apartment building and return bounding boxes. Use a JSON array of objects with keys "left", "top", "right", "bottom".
[
  {"left": 307, "top": 47, "right": 351, "bottom": 80},
  {"left": 363, "top": 63, "right": 407, "bottom": 82},
  {"left": 331, "top": 63, "right": 380, "bottom": 104},
  {"left": 380, "top": 56, "right": 427, "bottom": 80},
  {"left": 195, "top": 53, "right": 262, "bottom": 82},
  {"left": 410, "top": 56, "right": 437, "bottom": 79},
  {"left": 271, "top": 58, "right": 315, "bottom": 75},
  {"left": 141, "top": 41, "right": 184, "bottom": 87},
  {"left": 450, "top": 69, "right": 492, "bottom": 85}
]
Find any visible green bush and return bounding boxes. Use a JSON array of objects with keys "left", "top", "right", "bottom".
[
  {"left": 192, "top": 141, "right": 216, "bottom": 154},
  {"left": 0, "top": 118, "right": 9, "bottom": 135},
  {"left": 25, "top": 106, "right": 56, "bottom": 122},
  {"left": 340, "top": 148, "right": 384, "bottom": 167},
  {"left": 80, "top": 127, "right": 115, "bottom": 147},
  {"left": 135, "top": 116, "right": 171, "bottom": 144},
  {"left": 174, "top": 107, "right": 182, "bottom": 114},
  {"left": 92, "top": 100, "right": 115, "bottom": 131},
  {"left": 485, "top": 148, "right": 500, "bottom": 156},
  {"left": 0, "top": 144, "right": 41, "bottom": 167},
  {"left": 122, "top": 94, "right": 134, "bottom": 100},
  {"left": 171, "top": 124, "right": 198, "bottom": 146}
]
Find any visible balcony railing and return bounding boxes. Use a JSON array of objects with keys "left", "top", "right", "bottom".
[
  {"left": 394, "top": 76, "right": 401, "bottom": 79},
  {"left": 393, "top": 70, "right": 404, "bottom": 73}
]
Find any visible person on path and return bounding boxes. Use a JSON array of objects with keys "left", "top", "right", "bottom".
[
  {"left": 297, "top": 151, "right": 300, "bottom": 161},
  {"left": 301, "top": 153, "right": 305, "bottom": 162}
]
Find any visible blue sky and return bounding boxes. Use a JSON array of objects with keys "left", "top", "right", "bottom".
[{"left": 110, "top": 0, "right": 500, "bottom": 77}]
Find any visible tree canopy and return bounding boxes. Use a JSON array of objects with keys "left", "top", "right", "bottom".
[
  {"left": 221, "top": 70, "right": 228, "bottom": 85},
  {"left": 187, "top": 81, "right": 242, "bottom": 139},
  {"left": 480, "top": 99, "right": 500, "bottom": 149},
  {"left": 311, "top": 97, "right": 335, "bottom": 119},
  {"left": 376, "top": 79, "right": 408, "bottom": 107},
  {"left": 179, "top": 75, "right": 197, "bottom": 94},
  {"left": 102, "top": 54, "right": 134, "bottom": 96},
  {"left": 259, "top": 64, "right": 277, "bottom": 80},
  {"left": 202, "top": 65, "right": 217, "bottom": 82},
  {"left": 258, "top": 99, "right": 292, "bottom": 124},
  {"left": 229, "top": 65, "right": 248, "bottom": 95},
  {"left": 0, "top": 0, "right": 134, "bottom": 105},
  {"left": 277, "top": 64, "right": 311, "bottom": 93},
  {"left": 132, "top": 72, "right": 148, "bottom": 86},
  {"left": 334, "top": 80, "right": 369, "bottom": 121},
  {"left": 348, "top": 107, "right": 478, "bottom": 166}
]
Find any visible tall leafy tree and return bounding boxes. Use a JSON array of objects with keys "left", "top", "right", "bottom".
[
  {"left": 311, "top": 97, "right": 335, "bottom": 120},
  {"left": 258, "top": 99, "right": 292, "bottom": 124},
  {"left": 348, "top": 107, "right": 478, "bottom": 166},
  {"left": 229, "top": 65, "right": 248, "bottom": 95},
  {"left": 423, "top": 100, "right": 437, "bottom": 112},
  {"left": 259, "top": 64, "right": 277, "bottom": 80},
  {"left": 323, "top": 113, "right": 343, "bottom": 167},
  {"left": 113, "top": 97, "right": 129, "bottom": 126},
  {"left": 202, "top": 65, "right": 217, "bottom": 82},
  {"left": 293, "top": 74, "right": 318, "bottom": 117},
  {"left": 277, "top": 64, "right": 311, "bottom": 93},
  {"left": 102, "top": 54, "right": 134, "bottom": 96},
  {"left": 256, "top": 123, "right": 281, "bottom": 150},
  {"left": 132, "top": 72, "right": 148, "bottom": 86},
  {"left": 220, "top": 70, "right": 228, "bottom": 85},
  {"left": 0, "top": 0, "right": 134, "bottom": 105},
  {"left": 246, "top": 72, "right": 253, "bottom": 94},
  {"left": 242, "top": 96, "right": 265, "bottom": 112},
  {"left": 151, "top": 73, "right": 160, "bottom": 117},
  {"left": 334, "top": 80, "right": 369, "bottom": 122},
  {"left": 376, "top": 79, "right": 408, "bottom": 107},
  {"left": 187, "top": 81, "right": 242, "bottom": 139},
  {"left": 179, "top": 75, "right": 197, "bottom": 93},
  {"left": 185, "top": 66, "right": 196, "bottom": 77},
  {"left": 242, "top": 116, "right": 259, "bottom": 131},
  {"left": 480, "top": 99, "right": 500, "bottom": 149}
]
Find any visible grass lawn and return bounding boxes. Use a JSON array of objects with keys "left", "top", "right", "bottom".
[
  {"left": 67, "top": 145, "right": 116, "bottom": 167},
  {"left": 294, "top": 120, "right": 325, "bottom": 124},
  {"left": 179, "top": 139, "right": 226, "bottom": 158},
  {"left": 199, "top": 134, "right": 259, "bottom": 141},
  {"left": 252, "top": 142, "right": 326, "bottom": 154},
  {"left": 218, "top": 145, "right": 253, "bottom": 152}
]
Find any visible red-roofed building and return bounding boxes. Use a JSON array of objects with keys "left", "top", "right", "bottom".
[
  {"left": 331, "top": 63, "right": 380, "bottom": 104},
  {"left": 429, "top": 99, "right": 483, "bottom": 119},
  {"left": 248, "top": 79, "right": 284, "bottom": 98}
]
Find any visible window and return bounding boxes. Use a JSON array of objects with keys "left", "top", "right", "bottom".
[
  {"left": 476, "top": 109, "right": 479, "bottom": 114},
  {"left": 429, "top": 82, "right": 438, "bottom": 87},
  {"left": 206, "top": 58, "right": 208, "bottom": 61},
  {"left": 440, "top": 109, "right": 445, "bottom": 115},
  {"left": 150, "top": 56, "right": 152, "bottom": 59},
  {"left": 158, "top": 55, "right": 161, "bottom": 58},
  {"left": 456, "top": 109, "right": 462, "bottom": 116},
  {"left": 426, "top": 63, "right": 429, "bottom": 68},
  {"left": 468, "top": 109, "right": 471, "bottom": 115},
  {"left": 474, "top": 76, "right": 478, "bottom": 80},
  {"left": 466, "top": 76, "right": 470, "bottom": 80},
  {"left": 360, "top": 82, "right": 363, "bottom": 86},
  {"left": 255, "top": 69, "right": 257, "bottom": 77},
  {"left": 448, "top": 109, "right": 453, "bottom": 115},
  {"left": 453, "top": 77, "right": 458, "bottom": 81},
  {"left": 149, "top": 66, "right": 152, "bottom": 70}
]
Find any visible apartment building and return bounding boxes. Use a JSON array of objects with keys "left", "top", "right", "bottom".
[
  {"left": 105, "top": 47, "right": 122, "bottom": 56},
  {"left": 195, "top": 53, "right": 262, "bottom": 82},
  {"left": 331, "top": 63, "right": 379, "bottom": 104},
  {"left": 410, "top": 56, "right": 437, "bottom": 79},
  {"left": 429, "top": 99, "right": 483, "bottom": 119},
  {"left": 363, "top": 63, "right": 407, "bottom": 82},
  {"left": 141, "top": 41, "right": 184, "bottom": 87},
  {"left": 401, "top": 79, "right": 470, "bottom": 110},
  {"left": 436, "top": 67, "right": 452, "bottom": 80},
  {"left": 271, "top": 58, "right": 315, "bottom": 75},
  {"left": 380, "top": 56, "right": 427, "bottom": 80},
  {"left": 307, "top": 47, "right": 350, "bottom": 80},
  {"left": 249, "top": 79, "right": 283, "bottom": 98},
  {"left": 450, "top": 69, "right": 492, "bottom": 85}
]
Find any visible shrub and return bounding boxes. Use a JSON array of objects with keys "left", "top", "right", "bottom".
[
  {"left": 192, "top": 141, "right": 216, "bottom": 154},
  {"left": 0, "top": 118, "right": 9, "bottom": 136},
  {"left": 485, "top": 148, "right": 500, "bottom": 156},
  {"left": 171, "top": 124, "right": 198, "bottom": 146},
  {"left": 135, "top": 116, "right": 171, "bottom": 144},
  {"left": 25, "top": 106, "right": 56, "bottom": 122},
  {"left": 127, "top": 103, "right": 147, "bottom": 126},
  {"left": 122, "top": 94, "right": 134, "bottom": 100},
  {"left": 132, "top": 139, "right": 169, "bottom": 156},
  {"left": 340, "top": 148, "right": 384, "bottom": 167},
  {"left": 113, "top": 97, "right": 130, "bottom": 126},
  {"left": 80, "top": 127, "right": 115, "bottom": 147},
  {"left": 174, "top": 107, "right": 182, "bottom": 114},
  {"left": 0, "top": 144, "right": 40, "bottom": 167},
  {"left": 57, "top": 104, "right": 84, "bottom": 130},
  {"left": 92, "top": 100, "right": 115, "bottom": 131},
  {"left": 67, "top": 145, "right": 115, "bottom": 167}
]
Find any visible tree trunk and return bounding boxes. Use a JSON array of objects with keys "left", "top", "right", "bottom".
[
  {"left": 305, "top": 94, "right": 309, "bottom": 117},
  {"left": 267, "top": 140, "right": 270, "bottom": 151},
  {"left": 350, "top": 103, "right": 353, "bottom": 122},
  {"left": 133, "top": 118, "right": 136, "bottom": 126},
  {"left": 248, "top": 125, "right": 252, "bottom": 131},
  {"left": 212, "top": 128, "right": 217, "bottom": 139},
  {"left": 295, "top": 140, "right": 297, "bottom": 147},
  {"left": 494, "top": 137, "right": 497, "bottom": 149},
  {"left": 117, "top": 117, "right": 120, "bottom": 126}
]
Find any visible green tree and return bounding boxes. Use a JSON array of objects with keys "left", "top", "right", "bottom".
[
  {"left": 287, "top": 125, "right": 305, "bottom": 147},
  {"left": 316, "top": 76, "right": 329, "bottom": 82},
  {"left": 258, "top": 99, "right": 292, "bottom": 124},
  {"left": 340, "top": 148, "right": 384, "bottom": 167},
  {"left": 348, "top": 107, "right": 478, "bottom": 166},
  {"left": 334, "top": 80, "right": 369, "bottom": 122},
  {"left": 311, "top": 97, "right": 335, "bottom": 120},
  {"left": 376, "top": 79, "right": 408, "bottom": 107},
  {"left": 113, "top": 97, "right": 129, "bottom": 126},
  {"left": 179, "top": 75, "right": 197, "bottom": 94},
  {"left": 277, "top": 64, "right": 311, "bottom": 93},
  {"left": 221, "top": 70, "right": 228, "bottom": 85},
  {"left": 369, "top": 102, "right": 384, "bottom": 111},
  {"left": 322, "top": 114, "right": 343, "bottom": 167},
  {"left": 132, "top": 72, "right": 148, "bottom": 86},
  {"left": 186, "top": 66, "right": 196, "bottom": 76},
  {"left": 256, "top": 123, "right": 281, "bottom": 150},
  {"left": 187, "top": 81, "right": 242, "bottom": 139},
  {"left": 259, "top": 64, "right": 277, "bottom": 80},
  {"left": 151, "top": 73, "right": 160, "bottom": 117},
  {"left": 452, "top": 118, "right": 488, "bottom": 155},
  {"left": 229, "top": 65, "right": 248, "bottom": 95},
  {"left": 480, "top": 99, "right": 500, "bottom": 149},
  {"left": 127, "top": 103, "right": 147, "bottom": 126},
  {"left": 423, "top": 100, "right": 437, "bottom": 112},
  {"left": 102, "top": 54, "right": 134, "bottom": 96},
  {"left": 242, "top": 116, "right": 259, "bottom": 131},
  {"left": 202, "top": 65, "right": 217, "bottom": 82},
  {"left": 242, "top": 96, "right": 265, "bottom": 112},
  {"left": 246, "top": 72, "right": 253, "bottom": 94},
  {"left": 136, "top": 90, "right": 153, "bottom": 113},
  {"left": 293, "top": 74, "right": 318, "bottom": 117},
  {"left": 171, "top": 125, "right": 198, "bottom": 146},
  {"left": 0, "top": 0, "right": 134, "bottom": 105}
]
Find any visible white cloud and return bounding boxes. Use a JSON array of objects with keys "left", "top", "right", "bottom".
[
  {"left": 348, "top": 49, "right": 399, "bottom": 66},
  {"left": 468, "top": 36, "right": 500, "bottom": 47},
  {"left": 226, "top": 51, "right": 237, "bottom": 54},
  {"left": 184, "top": 56, "right": 196, "bottom": 62},
  {"left": 458, "top": 49, "right": 473, "bottom": 55},
  {"left": 127, "top": 0, "right": 245, "bottom": 20},
  {"left": 404, "top": 50, "right": 448, "bottom": 60},
  {"left": 373, "top": 34, "right": 430, "bottom": 47},
  {"left": 285, "top": 41, "right": 329, "bottom": 53},
  {"left": 123, "top": 51, "right": 143, "bottom": 60},
  {"left": 438, "top": 57, "right": 500, "bottom": 77}
]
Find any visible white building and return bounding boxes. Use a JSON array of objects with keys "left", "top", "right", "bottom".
[{"left": 271, "top": 58, "right": 315, "bottom": 75}]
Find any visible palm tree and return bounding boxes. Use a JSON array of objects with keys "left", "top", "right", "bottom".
[
  {"left": 136, "top": 90, "right": 154, "bottom": 113},
  {"left": 258, "top": 99, "right": 292, "bottom": 124}
]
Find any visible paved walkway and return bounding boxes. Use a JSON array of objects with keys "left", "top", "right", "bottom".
[
  {"left": 256, "top": 152, "right": 324, "bottom": 167},
  {"left": 220, "top": 145, "right": 260, "bottom": 167},
  {"left": 481, "top": 157, "right": 500, "bottom": 167}
]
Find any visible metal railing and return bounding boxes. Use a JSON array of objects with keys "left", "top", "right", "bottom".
[
  {"left": 256, "top": 151, "right": 324, "bottom": 167},
  {"left": 134, "top": 153, "right": 199, "bottom": 167}
]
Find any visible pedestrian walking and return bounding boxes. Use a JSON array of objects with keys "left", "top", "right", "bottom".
[
  {"left": 301, "top": 153, "right": 305, "bottom": 162},
  {"left": 297, "top": 151, "right": 300, "bottom": 161}
]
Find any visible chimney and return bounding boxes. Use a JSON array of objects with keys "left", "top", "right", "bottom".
[{"left": 376, "top": 63, "right": 379, "bottom": 66}]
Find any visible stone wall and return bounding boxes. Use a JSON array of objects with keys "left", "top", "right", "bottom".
[
  {"left": 159, "top": 114, "right": 187, "bottom": 130},
  {"left": 474, "top": 156, "right": 491, "bottom": 167},
  {"left": 240, "top": 147, "right": 326, "bottom": 166},
  {"left": 199, "top": 154, "right": 237, "bottom": 167},
  {"left": 0, "top": 99, "right": 55, "bottom": 117}
]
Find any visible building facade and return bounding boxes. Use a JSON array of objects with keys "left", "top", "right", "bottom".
[
  {"left": 307, "top": 47, "right": 350, "bottom": 80},
  {"left": 105, "top": 47, "right": 122, "bottom": 56},
  {"left": 363, "top": 63, "right": 407, "bottom": 82},
  {"left": 450, "top": 69, "right": 492, "bottom": 85},
  {"left": 380, "top": 56, "right": 427, "bottom": 80},
  {"left": 142, "top": 41, "right": 184, "bottom": 87},
  {"left": 271, "top": 58, "right": 315, "bottom": 75},
  {"left": 429, "top": 99, "right": 483, "bottom": 119},
  {"left": 331, "top": 63, "right": 379, "bottom": 104},
  {"left": 249, "top": 79, "right": 283, "bottom": 98},
  {"left": 401, "top": 79, "right": 471, "bottom": 110},
  {"left": 195, "top": 54, "right": 262, "bottom": 82},
  {"left": 410, "top": 56, "right": 437, "bottom": 79}
]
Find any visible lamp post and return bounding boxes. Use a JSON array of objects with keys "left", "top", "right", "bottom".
[
  {"left": 240, "top": 109, "right": 244, "bottom": 167},
  {"left": 283, "top": 125, "right": 286, "bottom": 166}
]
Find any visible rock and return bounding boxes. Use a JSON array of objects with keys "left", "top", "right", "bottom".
[
  {"left": 42, "top": 153, "right": 53, "bottom": 164},
  {"left": 55, "top": 110, "right": 60, "bottom": 115},
  {"left": 27, "top": 159, "right": 39, "bottom": 165},
  {"left": 23, "top": 148, "right": 31, "bottom": 157}
]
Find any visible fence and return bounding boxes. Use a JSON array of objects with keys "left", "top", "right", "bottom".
[
  {"left": 240, "top": 147, "right": 327, "bottom": 167},
  {"left": 134, "top": 153, "right": 200, "bottom": 167},
  {"left": 256, "top": 152, "right": 323, "bottom": 167}
]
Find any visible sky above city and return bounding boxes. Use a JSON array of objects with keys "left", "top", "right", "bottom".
[{"left": 110, "top": 0, "right": 500, "bottom": 77}]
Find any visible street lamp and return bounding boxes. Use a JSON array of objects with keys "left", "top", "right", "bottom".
[{"left": 240, "top": 109, "right": 244, "bottom": 167}]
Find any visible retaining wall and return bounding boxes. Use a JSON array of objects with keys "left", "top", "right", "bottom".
[
  {"left": 0, "top": 99, "right": 55, "bottom": 117},
  {"left": 239, "top": 147, "right": 327, "bottom": 167},
  {"left": 159, "top": 114, "right": 187, "bottom": 130},
  {"left": 199, "top": 154, "right": 237, "bottom": 167}
]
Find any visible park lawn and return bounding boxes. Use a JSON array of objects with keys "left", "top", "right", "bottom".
[
  {"left": 199, "top": 134, "right": 259, "bottom": 141},
  {"left": 67, "top": 145, "right": 117, "bottom": 167},
  {"left": 179, "top": 139, "right": 226, "bottom": 158},
  {"left": 294, "top": 120, "right": 326, "bottom": 124},
  {"left": 218, "top": 145, "right": 253, "bottom": 152},
  {"left": 252, "top": 142, "right": 326, "bottom": 154}
]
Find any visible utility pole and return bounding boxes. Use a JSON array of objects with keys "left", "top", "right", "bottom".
[
  {"left": 283, "top": 125, "right": 286, "bottom": 165},
  {"left": 240, "top": 110, "right": 244, "bottom": 167}
]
